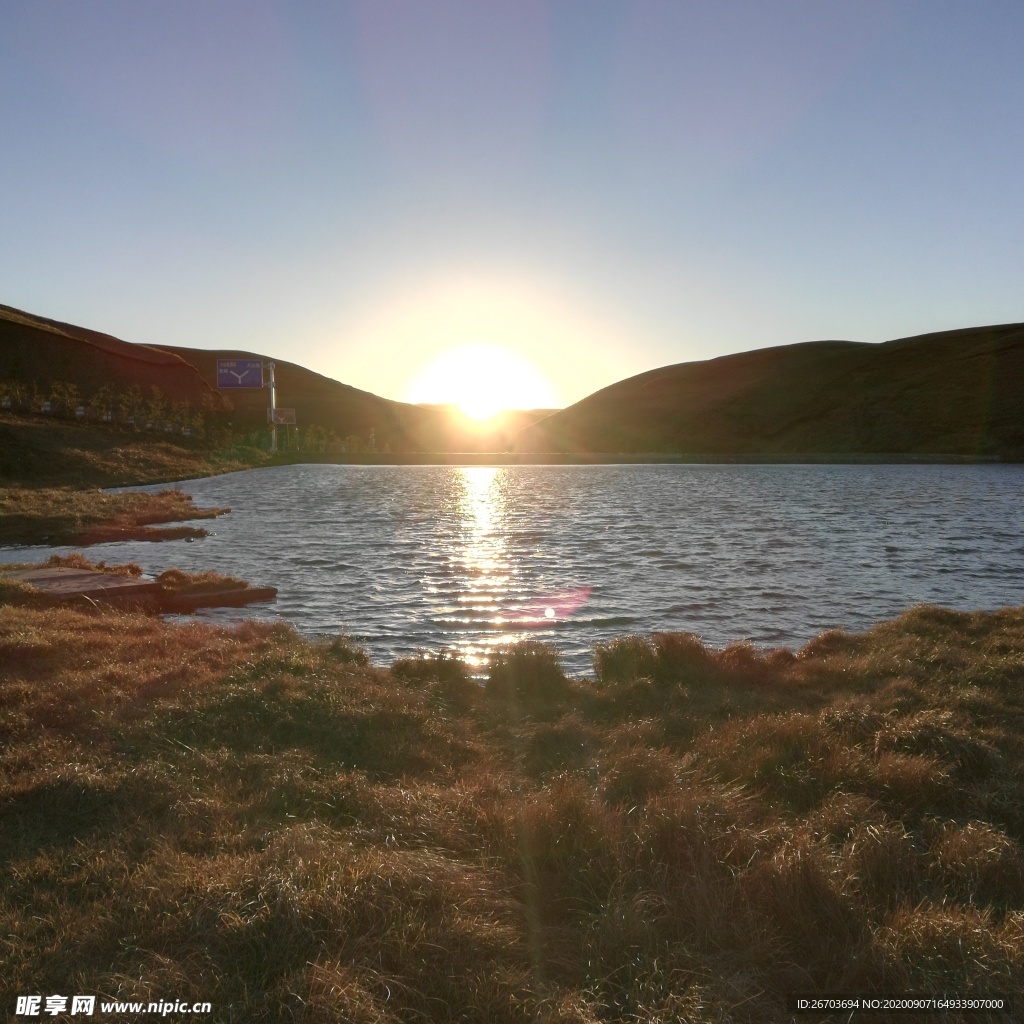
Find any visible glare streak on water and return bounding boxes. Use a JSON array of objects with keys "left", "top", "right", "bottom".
[{"left": 3, "top": 464, "right": 1023, "bottom": 676}]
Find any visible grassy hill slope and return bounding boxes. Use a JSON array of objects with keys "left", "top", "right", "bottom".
[
  {"left": 515, "top": 323, "right": 1024, "bottom": 458},
  {"left": 7, "top": 302, "right": 1024, "bottom": 458},
  {"left": 0, "top": 304, "right": 220, "bottom": 409},
  {"left": 0, "top": 412, "right": 268, "bottom": 488},
  {"left": 0, "top": 303, "right": 455, "bottom": 451}
]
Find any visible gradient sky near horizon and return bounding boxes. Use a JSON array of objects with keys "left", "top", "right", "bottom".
[{"left": 2, "top": 1, "right": 1023, "bottom": 411}]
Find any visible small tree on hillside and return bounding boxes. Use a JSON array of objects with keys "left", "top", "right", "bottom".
[
  {"left": 50, "top": 381, "right": 79, "bottom": 416},
  {"left": 0, "top": 380, "right": 28, "bottom": 410},
  {"left": 90, "top": 384, "right": 115, "bottom": 421},
  {"left": 118, "top": 384, "right": 143, "bottom": 426},
  {"left": 170, "top": 399, "right": 191, "bottom": 433},
  {"left": 301, "top": 424, "right": 323, "bottom": 452},
  {"left": 145, "top": 386, "right": 165, "bottom": 428},
  {"left": 47, "top": 381, "right": 65, "bottom": 413}
]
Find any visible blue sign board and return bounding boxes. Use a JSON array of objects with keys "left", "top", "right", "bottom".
[{"left": 216, "top": 359, "right": 263, "bottom": 389}]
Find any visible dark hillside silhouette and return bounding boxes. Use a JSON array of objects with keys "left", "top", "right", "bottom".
[
  {"left": 515, "top": 323, "right": 1024, "bottom": 458},
  {"left": 4, "top": 302, "right": 1023, "bottom": 457},
  {"left": 0, "top": 303, "right": 218, "bottom": 408}
]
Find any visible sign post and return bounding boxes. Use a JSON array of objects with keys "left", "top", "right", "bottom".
[
  {"left": 267, "top": 406, "right": 296, "bottom": 448},
  {"left": 215, "top": 359, "right": 263, "bottom": 389},
  {"left": 268, "top": 362, "right": 277, "bottom": 451},
  {"left": 216, "top": 358, "right": 281, "bottom": 451}
]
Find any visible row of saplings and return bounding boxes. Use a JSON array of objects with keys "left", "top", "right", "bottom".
[
  {"left": 0, "top": 379, "right": 215, "bottom": 438},
  {"left": 0, "top": 378, "right": 381, "bottom": 453}
]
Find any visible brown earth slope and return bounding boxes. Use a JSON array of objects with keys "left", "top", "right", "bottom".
[
  {"left": 515, "top": 323, "right": 1024, "bottom": 458},
  {"left": 0, "top": 303, "right": 448, "bottom": 451}
]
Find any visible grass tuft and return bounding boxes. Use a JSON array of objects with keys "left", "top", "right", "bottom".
[
  {"left": 390, "top": 649, "right": 478, "bottom": 712},
  {"left": 322, "top": 634, "right": 370, "bottom": 666},
  {"left": 485, "top": 640, "right": 571, "bottom": 716},
  {"left": 593, "top": 635, "right": 658, "bottom": 683}
]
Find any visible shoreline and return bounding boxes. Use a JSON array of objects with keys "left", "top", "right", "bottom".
[
  {"left": 0, "top": 486, "right": 230, "bottom": 548},
  {"left": 84, "top": 450, "right": 1009, "bottom": 492},
  {"left": 258, "top": 450, "right": 1007, "bottom": 466},
  {"left": 0, "top": 554, "right": 277, "bottom": 613},
  {"left": 5, "top": 451, "right": 997, "bottom": 504}
]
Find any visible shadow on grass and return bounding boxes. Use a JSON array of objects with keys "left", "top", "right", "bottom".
[{"left": 158, "top": 683, "right": 475, "bottom": 782}]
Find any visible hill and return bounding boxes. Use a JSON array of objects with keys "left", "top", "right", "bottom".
[
  {"left": 0, "top": 411, "right": 269, "bottom": 487},
  {"left": 0, "top": 303, "right": 220, "bottom": 410},
  {"left": 6, "top": 303, "right": 1024, "bottom": 458},
  {"left": 0, "top": 303, "right": 551, "bottom": 453},
  {"left": 515, "top": 323, "right": 1024, "bottom": 458}
]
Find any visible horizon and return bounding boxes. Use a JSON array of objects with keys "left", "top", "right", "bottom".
[
  {"left": 8, "top": 297, "right": 1024, "bottom": 423},
  {"left": 2, "top": 2, "right": 1023, "bottom": 416}
]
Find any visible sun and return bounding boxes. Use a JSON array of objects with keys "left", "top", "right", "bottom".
[{"left": 407, "top": 343, "right": 558, "bottom": 420}]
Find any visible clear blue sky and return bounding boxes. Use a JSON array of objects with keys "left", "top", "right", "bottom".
[{"left": 2, "top": 1, "right": 1022, "bottom": 409}]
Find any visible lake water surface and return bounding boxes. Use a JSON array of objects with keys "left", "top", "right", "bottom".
[{"left": 4, "top": 464, "right": 1023, "bottom": 675}]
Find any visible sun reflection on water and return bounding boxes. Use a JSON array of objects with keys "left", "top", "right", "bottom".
[
  {"left": 459, "top": 466, "right": 506, "bottom": 580},
  {"left": 442, "top": 466, "right": 591, "bottom": 673},
  {"left": 449, "top": 466, "right": 518, "bottom": 670}
]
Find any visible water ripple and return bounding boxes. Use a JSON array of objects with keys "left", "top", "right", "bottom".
[{"left": 3, "top": 463, "right": 1023, "bottom": 676}]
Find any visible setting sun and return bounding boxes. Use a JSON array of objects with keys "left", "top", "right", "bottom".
[{"left": 407, "top": 343, "right": 558, "bottom": 420}]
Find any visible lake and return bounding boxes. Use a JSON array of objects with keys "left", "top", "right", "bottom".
[{"left": 4, "top": 463, "right": 1023, "bottom": 675}]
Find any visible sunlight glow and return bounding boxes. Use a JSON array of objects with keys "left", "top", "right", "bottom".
[
  {"left": 331, "top": 272, "right": 634, "bottom": 412},
  {"left": 407, "top": 342, "right": 558, "bottom": 420}
]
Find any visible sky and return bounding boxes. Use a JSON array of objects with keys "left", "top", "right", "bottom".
[{"left": 2, "top": 1, "right": 1023, "bottom": 412}]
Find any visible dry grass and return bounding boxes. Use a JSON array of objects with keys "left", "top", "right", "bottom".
[
  {"left": 0, "top": 486, "right": 230, "bottom": 546},
  {"left": 0, "top": 556, "right": 269, "bottom": 617},
  {"left": 0, "top": 411, "right": 267, "bottom": 489},
  {"left": 2, "top": 605, "right": 1023, "bottom": 1021},
  {"left": 45, "top": 551, "right": 145, "bottom": 576},
  {"left": 153, "top": 568, "right": 252, "bottom": 594}
]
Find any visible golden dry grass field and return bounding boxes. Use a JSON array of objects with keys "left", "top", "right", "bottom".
[{"left": 1, "top": 601, "right": 1021, "bottom": 1022}]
